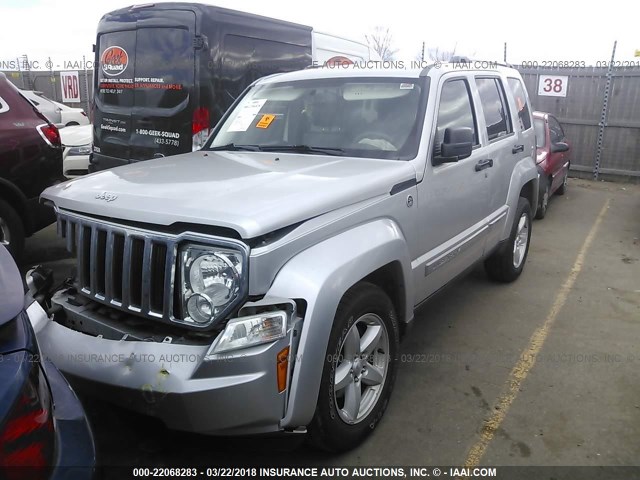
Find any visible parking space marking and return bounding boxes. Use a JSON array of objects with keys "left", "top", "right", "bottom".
[{"left": 463, "top": 198, "right": 611, "bottom": 467}]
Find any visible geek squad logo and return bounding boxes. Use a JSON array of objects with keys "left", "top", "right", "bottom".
[{"left": 101, "top": 46, "right": 129, "bottom": 76}]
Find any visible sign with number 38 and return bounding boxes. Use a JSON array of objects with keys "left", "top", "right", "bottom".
[{"left": 538, "top": 75, "right": 569, "bottom": 97}]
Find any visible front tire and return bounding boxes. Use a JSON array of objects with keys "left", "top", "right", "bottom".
[
  {"left": 485, "top": 197, "right": 532, "bottom": 283},
  {"left": 309, "top": 282, "right": 399, "bottom": 452}
]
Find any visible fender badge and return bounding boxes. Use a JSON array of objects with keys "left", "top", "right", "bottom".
[{"left": 95, "top": 191, "right": 118, "bottom": 202}]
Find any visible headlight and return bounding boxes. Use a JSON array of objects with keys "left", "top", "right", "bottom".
[
  {"left": 180, "top": 244, "right": 246, "bottom": 327},
  {"left": 210, "top": 311, "right": 287, "bottom": 354},
  {"left": 67, "top": 145, "right": 92, "bottom": 156}
]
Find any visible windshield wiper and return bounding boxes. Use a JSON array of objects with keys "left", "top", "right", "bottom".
[
  {"left": 258, "top": 145, "right": 345, "bottom": 156},
  {"left": 207, "top": 143, "right": 261, "bottom": 152}
]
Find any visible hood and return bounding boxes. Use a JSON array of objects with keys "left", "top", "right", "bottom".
[
  {"left": 60, "top": 124, "right": 92, "bottom": 147},
  {"left": 42, "top": 151, "right": 416, "bottom": 239}
]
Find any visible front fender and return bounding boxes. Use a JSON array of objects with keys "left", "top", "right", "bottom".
[
  {"left": 502, "top": 157, "right": 538, "bottom": 240},
  {"left": 266, "top": 218, "right": 412, "bottom": 429}
]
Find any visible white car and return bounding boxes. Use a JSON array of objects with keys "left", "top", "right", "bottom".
[
  {"left": 52, "top": 100, "right": 90, "bottom": 126},
  {"left": 20, "top": 90, "right": 89, "bottom": 127},
  {"left": 20, "top": 90, "right": 62, "bottom": 125},
  {"left": 60, "top": 124, "right": 92, "bottom": 178}
]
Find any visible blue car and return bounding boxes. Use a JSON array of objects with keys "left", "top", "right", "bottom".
[{"left": 0, "top": 245, "right": 95, "bottom": 478}]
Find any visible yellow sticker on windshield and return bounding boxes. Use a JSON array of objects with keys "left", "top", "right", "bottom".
[{"left": 256, "top": 114, "right": 276, "bottom": 129}]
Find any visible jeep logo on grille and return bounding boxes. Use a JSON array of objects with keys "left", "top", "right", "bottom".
[{"left": 95, "top": 192, "right": 118, "bottom": 202}]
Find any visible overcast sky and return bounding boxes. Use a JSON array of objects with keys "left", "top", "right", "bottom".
[{"left": 1, "top": 0, "right": 638, "bottom": 68}]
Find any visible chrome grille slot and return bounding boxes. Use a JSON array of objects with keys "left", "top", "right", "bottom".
[
  {"left": 129, "top": 238, "right": 145, "bottom": 309},
  {"left": 150, "top": 243, "right": 167, "bottom": 314},
  {"left": 54, "top": 209, "right": 249, "bottom": 329},
  {"left": 95, "top": 229, "right": 107, "bottom": 297},
  {"left": 80, "top": 225, "right": 92, "bottom": 292},
  {"left": 111, "top": 233, "right": 125, "bottom": 303}
]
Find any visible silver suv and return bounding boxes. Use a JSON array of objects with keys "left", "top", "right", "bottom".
[{"left": 34, "top": 62, "right": 538, "bottom": 451}]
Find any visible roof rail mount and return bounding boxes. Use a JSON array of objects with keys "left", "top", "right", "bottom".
[{"left": 450, "top": 56, "right": 472, "bottom": 63}]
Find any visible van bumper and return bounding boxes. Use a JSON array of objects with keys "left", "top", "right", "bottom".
[{"left": 88, "top": 152, "right": 129, "bottom": 172}]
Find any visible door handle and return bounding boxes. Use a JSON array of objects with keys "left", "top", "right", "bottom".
[
  {"left": 475, "top": 159, "right": 494, "bottom": 172},
  {"left": 512, "top": 144, "right": 525, "bottom": 154}
]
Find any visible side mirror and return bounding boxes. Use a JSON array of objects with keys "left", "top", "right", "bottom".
[
  {"left": 435, "top": 127, "right": 473, "bottom": 165},
  {"left": 551, "top": 142, "right": 569, "bottom": 153}
]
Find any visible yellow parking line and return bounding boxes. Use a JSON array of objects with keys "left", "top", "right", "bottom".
[{"left": 463, "top": 198, "right": 611, "bottom": 468}]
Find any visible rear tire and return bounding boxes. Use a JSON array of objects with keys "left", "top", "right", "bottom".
[
  {"left": 308, "top": 282, "right": 399, "bottom": 452},
  {"left": 535, "top": 179, "right": 550, "bottom": 220},
  {"left": 556, "top": 170, "right": 568, "bottom": 196},
  {"left": 0, "top": 198, "right": 25, "bottom": 262},
  {"left": 485, "top": 197, "right": 532, "bottom": 283}
]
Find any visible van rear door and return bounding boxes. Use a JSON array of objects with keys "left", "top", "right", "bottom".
[{"left": 94, "top": 9, "right": 196, "bottom": 169}]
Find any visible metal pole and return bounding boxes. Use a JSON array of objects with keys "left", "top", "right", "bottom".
[
  {"left": 22, "top": 55, "right": 33, "bottom": 90},
  {"left": 47, "top": 56, "right": 56, "bottom": 101},
  {"left": 594, "top": 40, "right": 617, "bottom": 180},
  {"left": 503, "top": 42, "right": 507, "bottom": 63},
  {"left": 421, "top": 41, "right": 425, "bottom": 62},
  {"left": 83, "top": 55, "right": 91, "bottom": 118}
]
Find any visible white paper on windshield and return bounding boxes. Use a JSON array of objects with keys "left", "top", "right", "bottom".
[{"left": 227, "top": 99, "right": 267, "bottom": 132}]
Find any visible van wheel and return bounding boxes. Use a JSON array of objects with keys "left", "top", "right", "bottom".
[
  {"left": 535, "top": 179, "right": 550, "bottom": 220},
  {"left": 485, "top": 197, "right": 531, "bottom": 283},
  {"left": 0, "top": 199, "right": 25, "bottom": 262},
  {"left": 309, "top": 282, "right": 399, "bottom": 452}
]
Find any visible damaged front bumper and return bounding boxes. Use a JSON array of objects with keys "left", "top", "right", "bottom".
[{"left": 30, "top": 289, "right": 303, "bottom": 436}]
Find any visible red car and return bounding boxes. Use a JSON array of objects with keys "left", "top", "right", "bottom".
[{"left": 533, "top": 111, "right": 571, "bottom": 219}]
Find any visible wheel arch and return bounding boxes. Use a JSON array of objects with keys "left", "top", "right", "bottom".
[
  {"left": 265, "top": 218, "right": 413, "bottom": 429},
  {"left": 0, "top": 179, "right": 31, "bottom": 233},
  {"left": 501, "top": 159, "right": 538, "bottom": 240}
]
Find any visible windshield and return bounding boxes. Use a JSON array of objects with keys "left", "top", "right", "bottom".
[{"left": 206, "top": 77, "right": 427, "bottom": 160}]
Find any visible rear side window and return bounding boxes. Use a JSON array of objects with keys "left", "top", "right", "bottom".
[
  {"left": 134, "top": 27, "right": 193, "bottom": 109},
  {"left": 433, "top": 79, "right": 478, "bottom": 158},
  {"left": 475, "top": 77, "right": 512, "bottom": 141},
  {"left": 0, "top": 96, "right": 9, "bottom": 114},
  {"left": 221, "top": 35, "right": 310, "bottom": 109},
  {"left": 97, "top": 30, "right": 136, "bottom": 108},
  {"left": 507, "top": 78, "right": 532, "bottom": 131},
  {"left": 97, "top": 28, "right": 194, "bottom": 109}
]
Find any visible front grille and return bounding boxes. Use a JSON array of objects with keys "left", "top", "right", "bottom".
[
  {"left": 55, "top": 209, "right": 250, "bottom": 329},
  {"left": 57, "top": 211, "right": 176, "bottom": 320}
]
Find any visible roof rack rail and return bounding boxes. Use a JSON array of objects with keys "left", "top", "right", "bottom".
[
  {"left": 449, "top": 55, "right": 472, "bottom": 63},
  {"left": 448, "top": 56, "right": 514, "bottom": 68}
]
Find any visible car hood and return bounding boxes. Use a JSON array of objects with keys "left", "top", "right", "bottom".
[
  {"left": 42, "top": 151, "right": 417, "bottom": 239},
  {"left": 60, "top": 124, "right": 92, "bottom": 147}
]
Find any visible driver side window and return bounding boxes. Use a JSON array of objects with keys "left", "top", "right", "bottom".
[{"left": 433, "top": 79, "right": 478, "bottom": 159}]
